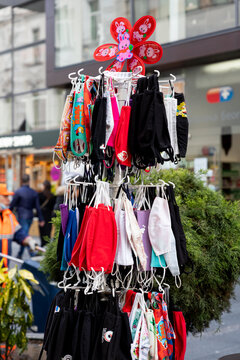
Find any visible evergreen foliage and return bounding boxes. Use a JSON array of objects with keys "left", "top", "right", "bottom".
[
  {"left": 146, "top": 168, "right": 240, "bottom": 333},
  {"left": 40, "top": 211, "right": 62, "bottom": 283},
  {"left": 40, "top": 169, "right": 240, "bottom": 334}
]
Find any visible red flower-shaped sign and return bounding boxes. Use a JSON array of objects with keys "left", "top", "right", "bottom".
[{"left": 93, "top": 16, "right": 163, "bottom": 75}]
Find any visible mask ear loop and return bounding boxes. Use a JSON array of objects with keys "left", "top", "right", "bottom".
[
  {"left": 161, "top": 184, "right": 167, "bottom": 199},
  {"left": 175, "top": 275, "right": 182, "bottom": 288},
  {"left": 111, "top": 263, "right": 118, "bottom": 277},
  {"left": 126, "top": 79, "right": 132, "bottom": 106},
  {"left": 58, "top": 264, "right": 76, "bottom": 291},
  {"left": 81, "top": 268, "right": 92, "bottom": 295},
  {"left": 71, "top": 186, "right": 76, "bottom": 208},
  {"left": 157, "top": 255, "right": 168, "bottom": 269},
  {"left": 159, "top": 267, "right": 167, "bottom": 290},
  {"left": 88, "top": 181, "right": 98, "bottom": 208},
  {"left": 69, "top": 184, "right": 73, "bottom": 210},
  {"left": 152, "top": 269, "right": 165, "bottom": 294},
  {"left": 141, "top": 271, "right": 151, "bottom": 292},
  {"left": 122, "top": 265, "right": 133, "bottom": 290},
  {"left": 52, "top": 152, "right": 64, "bottom": 169},
  {"left": 84, "top": 269, "right": 95, "bottom": 295},
  {"left": 137, "top": 266, "right": 146, "bottom": 285},
  {"left": 162, "top": 282, "right": 170, "bottom": 305},
  {"left": 64, "top": 184, "right": 69, "bottom": 206}
]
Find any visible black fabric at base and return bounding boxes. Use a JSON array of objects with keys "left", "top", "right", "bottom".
[
  {"left": 117, "top": 312, "right": 132, "bottom": 360},
  {"left": 40, "top": 291, "right": 132, "bottom": 360},
  {"left": 91, "top": 296, "right": 122, "bottom": 360}
]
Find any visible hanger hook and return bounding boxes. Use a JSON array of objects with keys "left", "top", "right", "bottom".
[
  {"left": 154, "top": 70, "right": 160, "bottom": 77},
  {"left": 170, "top": 73, "right": 176, "bottom": 82},
  {"left": 78, "top": 68, "right": 84, "bottom": 76},
  {"left": 98, "top": 66, "right": 104, "bottom": 75},
  {"left": 68, "top": 72, "right": 77, "bottom": 80}
]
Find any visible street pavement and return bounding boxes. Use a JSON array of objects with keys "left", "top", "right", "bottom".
[
  {"left": 186, "top": 282, "right": 240, "bottom": 360},
  {"left": 10, "top": 241, "right": 240, "bottom": 360}
]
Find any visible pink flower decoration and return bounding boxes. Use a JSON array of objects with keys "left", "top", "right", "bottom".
[{"left": 93, "top": 16, "right": 163, "bottom": 75}]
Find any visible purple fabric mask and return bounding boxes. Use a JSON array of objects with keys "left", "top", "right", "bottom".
[
  {"left": 135, "top": 209, "right": 152, "bottom": 271},
  {"left": 59, "top": 203, "right": 69, "bottom": 236}
]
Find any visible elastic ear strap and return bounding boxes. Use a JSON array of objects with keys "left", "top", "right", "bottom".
[
  {"left": 175, "top": 275, "right": 182, "bottom": 288},
  {"left": 88, "top": 187, "right": 97, "bottom": 207},
  {"left": 126, "top": 79, "right": 132, "bottom": 106},
  {"left": 64, "top": 184, "right": 68, "bottom": 205}
]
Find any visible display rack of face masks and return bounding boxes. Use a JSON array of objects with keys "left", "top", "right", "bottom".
[
  {"left": 53, "top": 69, "right": 189, "bottom": 180},
  {"left": 57, "top": 177, "right": 191, "bottom": 291},
  {"left": 40, "top": 177, "right": 190, "bottom": 360}
]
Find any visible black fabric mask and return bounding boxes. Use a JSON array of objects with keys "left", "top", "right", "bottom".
[
  {"left": 128, "top": 77, "right": 148, "bottom": 168},
  {"left": 174, "top": 93, "right": 189, "bottom": 159},
  {"left": 166, "top": 185, "right": 192, "bottom": 274},
  {"left": 91, "top": 75, "right": 107, "bottom": 163}
]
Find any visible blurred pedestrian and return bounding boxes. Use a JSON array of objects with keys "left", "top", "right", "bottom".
[
  {"left": 0, "top": 184, "right": 37, "bottom": 266},
  {"left": 53, "top": 185, "right": 65, "bottom": 212},
  {"left": 10, "top": 174, "right": 44, "bottom": 259},
  {"left": 38, "top": 180, "right": 56, "bottom": 247}
]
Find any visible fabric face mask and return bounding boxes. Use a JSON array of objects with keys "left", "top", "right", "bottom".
[
  {"left": 124, "top": 197, "right": 147, "bottom": 270},
  {"left": 165, "top": 97, "right": 178, "bottom": 161},
  {"left": 114, "top": 201, "right": 134, "bottom": 266},
  {"left": 145, "top": 310, "right": 158, "bottom": 360},
  {"left": 151, "top": 249, "right": 167, "bottom": 268},
  {"left": 136, "top": 210, "right": 152, "bottom": 271},
  {"left": 59, "top": 204, "right": 69, "bottom": 236},
  {"left": 54, "top": 94, "right": 73, "bottom": 162},
  {"left": 107, "top": 91, "right": 120, "bottom": 148},
  {"left": 175, "top": 92, "right": 189, "bottom": 159},
  {"left": 104, "top": 90, "right": 114, "bottom": 146},
  {"left": 71, "top": 80, "right": 88, "bottom": 157},
  {"left": 164, "top": 230, "right": 180, "bottom": 277},
  {"left": 148, "top": 196, "right": 172, "bottom": 256},
  {"left": 139, "top": 314, "right": 150, "bottom": 360}
]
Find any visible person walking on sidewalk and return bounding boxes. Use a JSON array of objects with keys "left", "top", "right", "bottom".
[
  {"left": 0, "top": 184, "right": 37, "bottom": 266},
  {"left": 10, "top": 174, "right": 44, "bottom": 258},
  {"left": 38, "top": 180, "right": 56, "bottom": 247}
]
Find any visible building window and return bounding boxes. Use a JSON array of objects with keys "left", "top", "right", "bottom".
[
  {"left": 14, "top": 88, "right": 66, "bottom": 132},
  {"left": 0, "top": 97, "right": 12, "bottom": 135},
  {"left": 165, "top": 59, "right": 240, "bottom": 200},
  {"left": 13, "top": 1, "right": 45, "bottom": 48},
  {"left": 0, "top": 53, "right": 12, "bottom": 97},
  {"left": 0, "top": 7, "right": 12, "bottom": 52},
  {"left": 13, "top": 44, "right": 46, "bottom": 94},
  {"left": 134, "top": 0, "right": 236, "bottom": 44},
  {"left": 54, "top": 0, "right": 130, "bottom": 67}
]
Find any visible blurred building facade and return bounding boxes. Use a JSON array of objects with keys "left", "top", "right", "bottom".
[
  {"left": 0, "top": 0, "right": 240, "bottom": 198},
  {"left": 0, "top": 0, "right": 66, "bottom": 190}
]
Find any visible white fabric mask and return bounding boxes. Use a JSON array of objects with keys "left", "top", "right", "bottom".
[
  {"left": 164, "top": 230, "right": 180, "bottom": 277},
  {"left": 145, "top": 310, "right": 158, "bottom": 360},
  {"left": 139, "top": 314, "right": 150, "bottom": 360},
  {"left": 114, "top": 200, "right": 134, "bottom": 266},
  {"left": 165, "top": 97, "right": 179, "bottom": 159},
  {"left": 105, "top": 90, "right": 114, "bottom": 146},
  {"left": 148, "top": 196, "right": 172, "bottom": 256},
  {"left": 75, "top": 207, "right": 80, "bottom": 234},
  {"left": 124, "top": 196, "right": 147, "bottom": 270}
]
